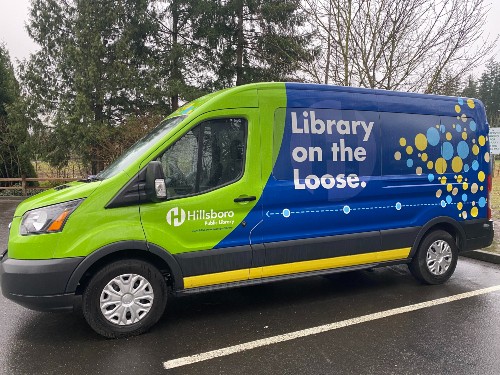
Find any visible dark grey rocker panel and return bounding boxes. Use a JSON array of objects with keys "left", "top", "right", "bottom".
[{"left": 174, "top": 227, "right": 421, "bottom": 278}]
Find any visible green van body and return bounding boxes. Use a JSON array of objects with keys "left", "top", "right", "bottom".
[{"left": 0, "top": 82, "right": 493, "bottom": 336}]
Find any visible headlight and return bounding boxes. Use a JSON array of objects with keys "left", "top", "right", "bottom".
[{"left": 20, "top": 199, "right": 83, "bottom": 235}]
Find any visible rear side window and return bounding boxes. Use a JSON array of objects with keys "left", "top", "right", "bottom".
[
  {"left": 158, "top": 118, "right": 247, "bottom": 198},
  {"left": 381, "top": 113, "right": 475, "bottom": 177},
  {"left": 381, "top": 112, "right": 442, "bottom": 176}
]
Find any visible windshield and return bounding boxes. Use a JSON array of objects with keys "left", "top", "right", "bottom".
[{"left": 96, "top": 116, "right": 186, "bottom": 180}]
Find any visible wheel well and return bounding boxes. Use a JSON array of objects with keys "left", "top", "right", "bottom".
[
  {"left": 414, "top": 222, "right": 463, "bottom": 255},
  {"left": 75, "top": 250, "right": 174, "bottom": 295}
]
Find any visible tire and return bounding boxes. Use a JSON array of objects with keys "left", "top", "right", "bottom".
[
  {"left": 82, "top": 259, "right": 167, "bottom": 338},
  {"left": 408, "top": 230, "right": 458, "bottom": 285}
]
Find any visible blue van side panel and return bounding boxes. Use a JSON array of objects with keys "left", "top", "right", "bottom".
[{"left": 215, "top": 84, "right": 490, "bottom": 258}]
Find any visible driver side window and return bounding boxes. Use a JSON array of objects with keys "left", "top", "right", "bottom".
[{"left": 158, "top": 118, "right": 247, "bottom": 199}]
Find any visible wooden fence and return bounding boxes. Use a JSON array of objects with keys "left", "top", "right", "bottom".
[{"left": 0, "top": 177, "right": 81, "bottom": 196}]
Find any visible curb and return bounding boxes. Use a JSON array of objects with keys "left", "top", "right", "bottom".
[{"left": 462, "top": 250, "right": 500, "bottom": 265}]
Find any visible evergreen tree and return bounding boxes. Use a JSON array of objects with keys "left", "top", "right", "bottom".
[
  {"left": 0, "top": 45, "right": 36, "bottom": 179},
  {"left": 155, "top": 0, "right": 208, "bottom": 110},
  {"left": 192, "top": 0, "right": 312, "bottom": 90},
  {"left": 461, "top": 75, "right": 479, "bottom": 99},
  {"left": 23, "top": 0, "right": 168, "bottom": 173},
  {"left": 478, "top": 60, "right": 500, "bottom": 126}
]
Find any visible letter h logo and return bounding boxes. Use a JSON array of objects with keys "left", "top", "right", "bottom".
[{"left": 166, "top": 207, "right": 186, "bottom": 227}]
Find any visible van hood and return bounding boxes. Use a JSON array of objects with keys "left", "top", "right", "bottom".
[{"left": 13, "top": 180, "right": 102, "bottom": 217}]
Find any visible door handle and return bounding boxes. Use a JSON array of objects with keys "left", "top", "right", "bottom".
[{"left": 234, "top": 195, "right": 256, "bottom": 203}]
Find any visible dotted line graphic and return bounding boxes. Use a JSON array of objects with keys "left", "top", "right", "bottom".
[{"left": 266, "top": 201, "right": 476, "bottom": 218}]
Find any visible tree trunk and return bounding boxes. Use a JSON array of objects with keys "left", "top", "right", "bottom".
[
  {"left": 171, "top": 0, "right": 180, "bottom": 110},
  {"left": 235, "top": 0, "right": 244, "bottom": 86}
]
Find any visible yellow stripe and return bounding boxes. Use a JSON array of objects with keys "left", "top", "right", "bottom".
[
  {"left": 183, "top": 248, "right": 411, "bottom": 289},
  {"left": 184, "top": 269, "right": 249, "bottom": 289}
]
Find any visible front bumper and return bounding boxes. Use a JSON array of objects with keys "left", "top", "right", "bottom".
[{"left": 0, "top": 253, "right": 84, "bottom": 311}]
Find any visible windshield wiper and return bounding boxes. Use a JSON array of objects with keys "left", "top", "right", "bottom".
[{"left": 78, "top": 175, "right": 101, "bottom": 183}]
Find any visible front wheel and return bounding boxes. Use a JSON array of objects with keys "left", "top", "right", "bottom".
[
  {"left": 408, "top": 230, "right": 458, "bottom": 285},
  {"left": 82, "top": 259, "right": 167, "bottom": 338}
]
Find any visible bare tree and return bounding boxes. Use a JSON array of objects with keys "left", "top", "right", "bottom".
[{"left": 301, "top": 0, "right": 497, "bottom": 94}]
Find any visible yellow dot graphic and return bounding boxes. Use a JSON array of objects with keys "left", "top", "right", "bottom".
[
  {"left": 421, "top": 153, "right": 428, "bottom": 162},
  {"left": 400, "top": 138, "right": 407, "bottom": 147},
  {"left": 451, "top": 156, "right": 463, "bottom": 173},
  {"left": 472, "top": 144, "right": 479, "bottom": 155},
  {"left": 447, "top": 184, "right": 453, "bottom": 192},
  {"left": 427, "top": 161, "right": 434, "bottom": 169},
  {"left": 462, "top": 132, "right": 467, "bottom": 140},
  {"left": 394, "top": 151, "right": 401, "bottom": 160},
  {"left": 435, "top": 158, "right": 447, "bottom": 174},
  {"left": 416, "top": 167, "right": 423, "bottom": 175},
  {"left": 467, "top": 99, "right": 475, "bottom": 109},
  {"left": 446, "top": 132, "right": 452, "bottom": 141},
  {"left": 471, "top": 207, "right": 478, "bottom": 217},
  {"left": 471, "top": 183, "right": 478, "bottom": 193},
  {"left": 480, "top": 186, "right": 484, "bottom": 191},
  {"left": 457, "top": 202, "right": 463, "bottom": 210},
  {"left": 485, "top": 152, "right": 490, "bottom": 163},
  {"left": 478, "top": 171, "right": 485, "bottom": 182},
  {"left": 457, "top": 175, "right": 463, "bottom": 183},
  {"left": 406, "top": 146, "right": 413, "bottom": 154},
  {"left": 478, "top": 136, "right": 485, "bottom": 146},
  {"left": 452, "top": 187, "right": 458, "bottom": 196},
  {"left": 455, "top": 105, "right": 461, "bottom": 113},
  {"left": 463, "top": 182, "right": 468, "bottom": 190},
  {"left": 441, "top": 176, "right": 447, "bottom": 185},
  {"left": 436, "top": 189, "right": 442, "bottom": 198},
  {"left": 415, "top": 133, "right": 427, "bottom": 151}
]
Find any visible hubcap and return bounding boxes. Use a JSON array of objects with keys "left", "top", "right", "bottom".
[
  {"left": 100, "top": 274, "right": 154, "bottom": 326},
  {"left": 426, "top": 240, "right": 453, "bottom": 276}
]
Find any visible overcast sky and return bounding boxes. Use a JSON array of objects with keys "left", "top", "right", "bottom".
[{"left": 0, "top": 0, "right": 499, "bottom": 78}]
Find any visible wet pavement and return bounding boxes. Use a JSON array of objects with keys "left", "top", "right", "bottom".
[{"left": 1, "top": 199, "right": 500, "bottom": 374}]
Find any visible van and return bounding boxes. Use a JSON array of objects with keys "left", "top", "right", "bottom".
[{"left": 0, "top": 83, "right": 493, "bottom": 338}]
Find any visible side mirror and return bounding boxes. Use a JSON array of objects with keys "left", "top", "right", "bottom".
[{"left": 145, "top": 161, "right": 167, "bottom": 202}]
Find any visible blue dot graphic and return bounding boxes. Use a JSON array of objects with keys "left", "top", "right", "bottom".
[
  {"left": 456, "top": 124, "right": 462, "bottom": 132},
  {"left": 457, "top": 141, "right": 469, "bottom": 159},
  {"left": 442, "top": 142, "right": 454, "bottom": 160},
  {"left": 469, "top": 120, "right": 477, "bottom": 131},
  {"left": 441, "top": 200, "right": 446, "bottom": 207},
  {"left": 395, "top": 202, "right": 402, "bottom": 210},
  {"left": 407, "top": 159, "right": 414, "bottom": 167},
  {"left": 440, "top": 125, "right": 446, "bottom": 133},
  {"left": 462, "top": 194, "right": 468, "bottom": 202},
  {"left": 446, "top": 195, "right": 452, "bottom": 204},
  {"left": 282, "top": 208, "right": 291, "bottom": 218},
  {"left": 428, "top": 174, "right": 435, "bottom": 182},
  {"left": 427, "top": 127, "right": 440, "bottom": 146},
  {"left": 472, "top": 160, "right": 479, "bottom": 171},
  {"left": 464, "top": 164, "right": 470, "bottom": 172},
  {"left": 478, "top": 197, "right": 486, "bottom": 208},
  {"left": 458, "top": 98, "right": 464, "bottom": 105},
  {"left": 343, "top": 206, "right": 351, "bottom": 214}
]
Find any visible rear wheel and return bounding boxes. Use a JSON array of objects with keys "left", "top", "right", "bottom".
[
  {"left": 409, "top": 230, "right": 458, "bottom": 284},
  {"left": 82, "top": 259, "right": 167, "bottom": 338}
]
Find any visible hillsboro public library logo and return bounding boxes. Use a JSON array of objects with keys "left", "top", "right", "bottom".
[{"left": 166, "top": 207, "right": 236, "bottom": 227}]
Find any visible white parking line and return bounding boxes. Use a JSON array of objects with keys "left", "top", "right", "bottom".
[{"left": 163, "top": 285, "right": 500, "bottom": 369}]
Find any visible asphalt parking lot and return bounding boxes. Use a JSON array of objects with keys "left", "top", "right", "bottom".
[{"left": 1, "top": 199, "right": 500, "bottom": 375}]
